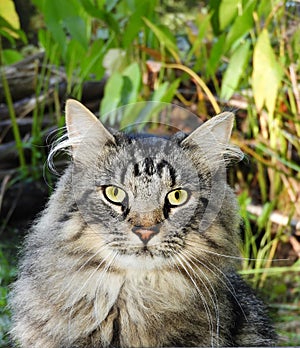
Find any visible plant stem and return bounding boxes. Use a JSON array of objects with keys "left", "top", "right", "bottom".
[{"left": 0, "top": 37, "right": 28, "bottom": 177}]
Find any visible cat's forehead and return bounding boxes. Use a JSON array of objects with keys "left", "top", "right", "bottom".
[
  {"left": 106, "top": 134, "right": 199, "bottom": 191},
  {"left": 112, "top": 135, "right": 170, "bottom": 163}
]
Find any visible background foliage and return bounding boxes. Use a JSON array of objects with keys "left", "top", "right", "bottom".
[{"left": 0, "top": 0, "right": 299, "bottom": 346}]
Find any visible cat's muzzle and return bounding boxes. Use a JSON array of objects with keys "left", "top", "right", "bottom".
[{"left": 132, "top": 225, "right": 159, "bottom": 244}]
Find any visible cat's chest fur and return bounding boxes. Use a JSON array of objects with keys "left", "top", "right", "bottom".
[{"left": 67, "top": 269, "right": 213, "bottom": 348}]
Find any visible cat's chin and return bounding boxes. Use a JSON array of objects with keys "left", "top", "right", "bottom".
[{"left": 114, "top": 252, "right": 171, "bottom": 272}]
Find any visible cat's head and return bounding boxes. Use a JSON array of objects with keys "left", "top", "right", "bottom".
[{"left": 52, "top": 100, "right": 243, "bottom": 271}]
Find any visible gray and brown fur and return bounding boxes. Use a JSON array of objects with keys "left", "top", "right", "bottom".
[{"left": 10, "top": 100, "right": 276, "bottom": 347}]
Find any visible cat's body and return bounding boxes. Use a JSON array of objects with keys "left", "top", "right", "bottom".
[{"left": 10, "top": 100, "right": 276, "bottom": 347}]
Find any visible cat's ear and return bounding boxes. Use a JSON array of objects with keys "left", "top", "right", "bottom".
[
  {"left": 65, "top": 99, "right": 115, "bottom": 154},
  {"left": 182, "top": 112, "right": 234, "bottom": 148}
]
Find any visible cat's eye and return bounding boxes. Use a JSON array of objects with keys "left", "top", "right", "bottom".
[
  {"left": 167, "top": 189, "right": 189, "bottom": 207},
  {"left": 104, "top": 186, "right": 126, "bottom": 205}
]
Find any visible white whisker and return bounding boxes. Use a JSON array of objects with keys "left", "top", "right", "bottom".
[
  {"left": 184, "top": 248, "right": 248, "bottom": 321},
  {"left": 67, "top": 250, "right": 116, "bottom": 342},
  {"left": 175, "top": 253, "right": 215, "bottom": 348},
  {"left": 180, "top": 249, "right": 220, "bottom": 345},
  {"left": 94, "top": 251, "right": 119, "bottom": 324},
  {"left": 184, "top": 239, "right": 283, "bottom": 262},
  {"left": 61, "top": 242, "right": 114, "bottom": 296}
]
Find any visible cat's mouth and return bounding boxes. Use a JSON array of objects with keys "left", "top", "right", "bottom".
[
  {"left": 113, "top": 245, "right": 175, "bottom": 271},
  {"left": 112, "top": 231, "right": 185, "bottom": 260}
]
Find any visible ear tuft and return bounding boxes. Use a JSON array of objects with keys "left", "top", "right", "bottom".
[
  {"left": 65, "top": 99, "right": 115, "bottom": 151},
  {"left": 182, "top": 111, "right": 243, "bottom": 165},
  {"left": 206, "top": 111, "right": 235, "bottom": 144},
  {"left": 182, "top": 112, "right": 235, "bottom": 147}
]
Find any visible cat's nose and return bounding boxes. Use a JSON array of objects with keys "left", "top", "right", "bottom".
[{"left": 132, "top": 226, "right": 159, "bottom": 244}]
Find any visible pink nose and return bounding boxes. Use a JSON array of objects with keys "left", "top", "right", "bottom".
[{"left": 132, "top": 226, "right": 159, "bottom": 244}]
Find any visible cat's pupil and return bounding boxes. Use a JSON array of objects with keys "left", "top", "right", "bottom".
[
  {"left": 113, "top": 188, "right": 118, "bottom": 197},
  {"left": 175, "top": 191, "right": 180, "bottom": 200}
]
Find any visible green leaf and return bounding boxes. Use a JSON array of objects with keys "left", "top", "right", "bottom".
[
  {"left": 151, "top": 82, "right": 169, "bottom": 102},
  {"left": 291, "top": 27, "right": 300, "bottom": 59},
  {"left": 122, "top": 62, "right": 141, "bottom": 103},
  {"left": 209, "top": 0, "right": 221, "bottom": 35},
  {"left": 224, "top": 0, "right": 256, "bottom": 51},
  {"left": 80, "top": 0, "right": 120, "bottom": 35},
  {"left": 100, "top": 72, "right": 123, "bottom": 124},
  {"left": 2, "top": 49, "right": 23, "bottom": 64},
  {"left": 252, "top": 29, "right": 283, "bottom": 115},
  {"left": 220, "top": 41, "right": 250, "bottom": 100},
  {"left": 187, "top": 13, "right": 212, "bottom": 62},
  {"left": 106, "top": 0, "right": 119, "bottom": 12},
  {"left": 143, "top": 17, "right": 180, "bottom": 62},
  {"left": 0, "top": 15, "right": 27, "bottom": 43},
  {"left": 80, "top": 38, "right": 113, "bottom": 80},
  {"left": 64, "top": 16, "right": 89, "bottom": 49},
  {"left": 65, "top": 39, "right": 86, "bottom": 82},
  {"left": 257, "top": 0, "right": 273, "bottom": 17},
  {"left": 207, "top": 34, "right": 226, "bottom": 76},
  {"left": 120, "top": 103, "right": 145, "bottom": 128},
  {"left": 43, "top": 0, "right": 89, "bottom": 51},
  {"left": 218, "top": 0, "right": 240, "bottom": 30},
  {"left": 120, "top": 79, "right": 180, "bottom": 127},
  {"left": 136, "top": 102, "right": 168, "bottom": 124},
  {"left": 122, "top": 1, "right": 155, "bottom": 48},
  {"left": 43, "top": 1, "right": 65, "bottom": 50},
  {"left": 160, "top": 78, "right": 180, "bottom": 103}
]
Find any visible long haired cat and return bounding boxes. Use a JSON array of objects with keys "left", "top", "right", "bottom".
[{"left": 10, "top": 100, "right": 276, "bottom": 347}]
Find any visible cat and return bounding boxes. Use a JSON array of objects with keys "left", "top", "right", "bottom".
[{"left": 9, "top": 99, "right": 276, "bottom": 347}]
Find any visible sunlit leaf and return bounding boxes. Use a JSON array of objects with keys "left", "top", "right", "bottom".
[
  {"left": 100, "top": 72, "right": 123, "bottom": 124},
  {"left": 160, "top": 78, "right": 180, "bottom": 103},
  {"left": 224, "top": 0, "right": 255, "bottom": 51},
  {"left": 151, "top": 82, "right": 169, "bottom": 101},
  {"left": 291, "top": 27, "right": 300, "bottom": 58},
  {"left": 257, "top": 0, "right": 273, "bottom": 17},
  {"left": 0, "top": 0, "right": 20, "bottom": 38},
  {"left": 218, "top": 0, "right": 240, "bottom": 30},
  {"left": 2, "top": 49, "right": 23, "bottom": 64},
  {"left": 102, "top": 48, "right": 127, "bottom": 74},
  {"left": 0, "top": 15, "right": 26, "bottom": 43},
  {"left": 221, "top": 41, "right": 250, "bottom": 100},
  {"left": 252, "top": 29, "right": 283, "bottom": 115}
]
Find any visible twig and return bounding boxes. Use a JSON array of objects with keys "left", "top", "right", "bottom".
[
  {"left": 0, "top": 175, "right": 10, "bottom": 213},
  {"left": 289, "top": 235, "right": 300, "bottom": 258},
  {"left": 163, "top": 63, "right": 221, "bottom": 114},
  {"left": 246, "top": 204, "right": 300, "bottom": 235},
  {"left": 289, "top": 63, "right": 300, "bottom": 115}
]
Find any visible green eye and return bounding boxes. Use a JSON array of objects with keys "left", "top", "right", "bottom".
[
  {"left": 104, "top": 186, "right": 126, "bottom": 204},
  {"left": 167, "top": 189, "right": 189, "bottom": 206}
]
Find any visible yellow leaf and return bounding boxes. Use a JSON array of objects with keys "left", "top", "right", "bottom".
[
  {"left": 252, "top": 29, "right": 283, "bottom": 116},
  {"left": 0, "top": 0, "right": 20, "bottom": 38}
]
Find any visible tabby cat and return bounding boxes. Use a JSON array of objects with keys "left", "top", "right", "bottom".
[{"left": 10, "top": 100, "right": 276, "bottom": 347}]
